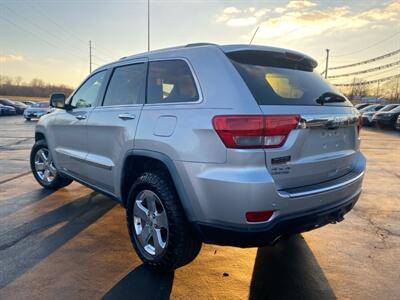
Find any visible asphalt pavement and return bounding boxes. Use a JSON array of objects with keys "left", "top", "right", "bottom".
[{"left": 0, "top": 115, "right": 399, "bottom": 300}]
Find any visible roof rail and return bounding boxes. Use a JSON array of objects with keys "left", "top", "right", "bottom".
[{"left": 185, "top": 42, "right": 218, "bottom": 48}]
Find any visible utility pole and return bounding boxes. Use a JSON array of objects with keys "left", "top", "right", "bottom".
[
  {"left": 376, "top": 81, "right": 380, "bottom": 98},
  {"left": 324, "top": 49, "right": 330, "bottom": 79},
  {"left": 89, "top": 40, "right": 92, "bottom": 73},
  {"left": 147, "top": 0, "right": 150, "bottom": 51}
]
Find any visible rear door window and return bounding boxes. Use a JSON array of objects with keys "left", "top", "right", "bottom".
[
  {"left": 146, "top": 60, "right": 199, "bottom": 104},
  {"left": 103, "top": 63, "right": 146, "bottom": 106},
  {"left": 227, "top": 51, "right": 351, "bottom": 106}
]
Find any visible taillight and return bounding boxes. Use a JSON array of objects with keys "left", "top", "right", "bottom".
[
  {"left": 212, "top": 115, "right": 299, "bottom": 149},
  {"left": 357, "top": 115, "right": 362, "bottom": 135}
]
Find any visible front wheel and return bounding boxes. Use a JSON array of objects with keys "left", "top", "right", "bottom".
[
  {"left": 30, "top": 139, "right": 72, "bottom": 189},
  {"left": 126, "top": 171, "right": 202, "bottom": 271}
]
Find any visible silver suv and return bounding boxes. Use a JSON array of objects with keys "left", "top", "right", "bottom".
[{"left": 30, "top": 44, "right": 365, "bottom": 270}]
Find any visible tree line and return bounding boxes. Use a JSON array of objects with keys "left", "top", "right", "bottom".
[{"left": 0, "top": 75, "right": 73, "bottom": 98}]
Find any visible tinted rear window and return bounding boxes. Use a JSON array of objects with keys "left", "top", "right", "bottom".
[
  {"left": 228, "top": 52, "right": 351, "bottom": 106},
  {"left": 147, "top": 60, "right": 199, "bottom": 104}
]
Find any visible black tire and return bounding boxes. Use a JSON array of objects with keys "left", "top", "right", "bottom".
[
  {"left": 126, "top": 171, "right": 202, "bottom": 271},
  {"left": 25, "top": 117, "right": 31, "bottom": 121},
  {"left": 30, "top": 139, "right": 72, "bottom": 189}
]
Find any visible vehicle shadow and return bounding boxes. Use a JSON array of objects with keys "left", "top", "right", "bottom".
[
  {"left": 0, "top": 188, "right": 54, "bottom": 219},
  {"left": 0, "top": 192, "right": 116, "bottom": 288},
  {"left": 249, "top": 235, "right": 337, "bottom": 300},
  {"left": 102, "top": 264, "right": 174, "bottom": 300}
]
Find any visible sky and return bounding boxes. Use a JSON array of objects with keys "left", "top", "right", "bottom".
[{"left": 0, "top": 0, "right": 399, "bottom": 88}]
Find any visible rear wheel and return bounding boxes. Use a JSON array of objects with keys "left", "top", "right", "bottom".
[
  {"left": 126, "top": 171, "right": 202, "bottom": 271},
  {"left": 30, "top": 139, "right": 72, "bottom": 189}
]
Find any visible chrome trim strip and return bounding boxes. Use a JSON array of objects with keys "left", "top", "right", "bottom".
[
  {"left": 278, "top": 171, "right": 364, "bottom": 198},
  {"left": 298, "top": 114, "right": 359, "bottom": 129},
  {"left": 65, "top": 154, "right": 113, "bottom": 171}
]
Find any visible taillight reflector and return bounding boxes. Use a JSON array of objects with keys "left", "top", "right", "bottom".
[
  {"left": 246, "top": 210, "right": 274, "bottom": 222},
  {"left": 212, "top": 115, "right": 299, "bottom": 149}
]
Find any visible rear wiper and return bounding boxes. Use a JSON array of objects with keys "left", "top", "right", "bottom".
[{"left": 315, "top": 92, "right": 346, "bottom": 105}]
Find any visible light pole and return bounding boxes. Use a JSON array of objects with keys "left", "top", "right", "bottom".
[
  {"left": 147, "top": 0, "right": 150, "bottom": 51},
  {"left": 324, "top": 49, "right": 330, "bottom": 79}
]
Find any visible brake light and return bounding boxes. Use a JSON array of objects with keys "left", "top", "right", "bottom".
[
  {"left": 357, "top": 115, "right": 362, "bottom": 135},
  {"left": 212, "top": 115, "right": 299, "bottom": 149}
]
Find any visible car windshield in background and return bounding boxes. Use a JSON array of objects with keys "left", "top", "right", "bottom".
[
  {"left": 229, "top": 57, "right": 351, "bottom": 106},
  {"left": 32, "top": 102, "right": 49, "bottom": 108},
  {"left": 389, "top": 106, "right": 400, "bottom": 113},
  {"left": 380, "top": 104, "right": 399, "bottom": 112}
]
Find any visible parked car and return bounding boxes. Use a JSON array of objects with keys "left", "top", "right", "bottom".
[
  {"left": 359, "top": 104, "right": 385, "bottom": 113},
  {"left": 0, "top": 98, "right": 27, "bottom": 114},
  {"left": 30, "top": 44, "right": 365, "bottom": 270},
  {"left": 395, "top": 115, "right": 400, "bottom": 131},
  {"left": 354, "top": 103, "right": 371, "bottom": 110},
  {"left": 372, "top": 104, "right": 400, "bottom": 129},
  {"left": 0, "top": 103, "right": 17, "bottom": 116},
  {"left": 361, "top": 104, "right": 389, "bottom": 126},
  {"left": 24, "top": 101, "right": 50, "bottom": 120}
]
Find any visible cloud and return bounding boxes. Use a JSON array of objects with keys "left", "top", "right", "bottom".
[
  {"left": 216, "top": 0, "right": 400, "bottom": 42},
  {"left": 286, "top": 1, "right": 317, "bottom": 10},
  {"left": 215, "top": 6, "right": 270, "bottom": 27},
  {"left": 0, "top": 54, "right": 24, "bottom": 62},
  {"left": 223, "top": 7, "right": 240, "bottom": 14}
]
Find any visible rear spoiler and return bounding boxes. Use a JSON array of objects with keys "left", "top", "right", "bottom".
[{"left": 225, "top": 49, "right": 318, "bottom": 71}]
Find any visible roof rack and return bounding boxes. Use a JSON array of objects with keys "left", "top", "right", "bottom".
[{"left": 185, "top": 42, "right": 218, "bottom": 48}]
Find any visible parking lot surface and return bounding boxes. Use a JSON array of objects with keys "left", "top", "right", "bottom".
[{"left": 0, "top": 115, "right": 399, "bottom": 300}]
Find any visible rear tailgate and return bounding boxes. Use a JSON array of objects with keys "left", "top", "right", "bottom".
[
  {"left": 259, "top": 105, "right": 359, "bottom": 189},
  {"left": 225, "top": 48, "right": 360, "bottom": 190}
]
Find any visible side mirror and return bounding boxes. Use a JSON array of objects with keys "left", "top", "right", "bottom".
[{"left": 49, "top": 93, "right": 66, "bottom": 109}]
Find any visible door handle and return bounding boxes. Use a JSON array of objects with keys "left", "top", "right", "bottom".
[
  {"left": 75, "top": 114, "right": 86, "bottom": 120},
  {"left": 118, "top": 113, "right": 136, "bottom": 120}
]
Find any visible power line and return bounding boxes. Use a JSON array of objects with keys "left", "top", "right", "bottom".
[
  {"left": 330, "top": 66, "right": 400, "bottom": 83},
  {"left": 328, "top": 60, "right": 400, "bottom": 79},
  {"left": 2, "top": 4, "right": 90, "bottom": 60},
  {"left": 0, "top": 15, "right": 87, "bottom": 62},
  {"left": 333, "top": 73, "right": 400, "bottom": 87},
  {"left": 329, "top": 48, "right": 400, "bottom": 70},
  {"left": 23, "top": 1, "right": 117, "bottom": 60},
  {"left": 331, "top": 31, "right": 400, "bottom": 57}
]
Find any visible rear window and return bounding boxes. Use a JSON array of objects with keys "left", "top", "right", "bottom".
[
  {"left": 147, "top": 60, "right": 199, "bottom": 104},
  {"left": 227, "top": 51, "right": 351, "bottom": 106}
]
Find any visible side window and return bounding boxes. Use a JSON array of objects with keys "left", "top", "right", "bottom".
[
  {"left": 103, "top": 63, "right": 146, "bottom": 106},
  {"left": 147, "top": 60, "right": 199, "bottom": 104},
  {"left": 70, "top": 71, "right": 106, "bottom": 108}
]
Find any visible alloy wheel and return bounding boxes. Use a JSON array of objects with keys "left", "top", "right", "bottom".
[
  {"left": 34, "top": 148, "right": 57, "bottom": 184},
  {"left": 133, "top": 190, "right": 169, "bottom": 256}
]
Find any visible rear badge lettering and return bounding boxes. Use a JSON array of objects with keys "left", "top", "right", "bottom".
[
  {"left": 271, "top": 166, "right": 291, "bottom": 175},
  {"left": 271, "top": 156, "right": 291, "bottom": 165}
]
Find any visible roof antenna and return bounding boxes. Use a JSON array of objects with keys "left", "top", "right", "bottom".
[{"left": 249, "top": 25, "right": 260, "bottom": 45}]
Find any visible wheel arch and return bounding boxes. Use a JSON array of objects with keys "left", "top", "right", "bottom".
[
  {"left": 120, "top": 150, "right": 195, "bottom": 221},
  {"left": 35, "top": 131, "right": 46, "bottom": 142}
]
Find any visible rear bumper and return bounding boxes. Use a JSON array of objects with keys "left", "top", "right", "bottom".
[{"left": 194, "top": 190, "right": 360, "bottom": 247}]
